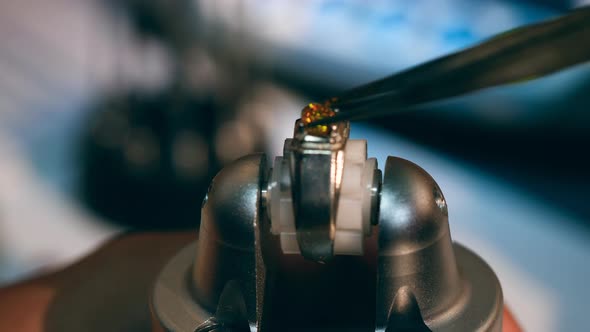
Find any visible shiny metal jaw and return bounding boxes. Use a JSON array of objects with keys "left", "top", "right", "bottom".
[{"left": 152, "top": 123, "right": 503, "bottom": 331}]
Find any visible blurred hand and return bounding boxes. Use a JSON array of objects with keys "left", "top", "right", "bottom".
[{"left": 0, "top": 232, "right": 521, "bottom": 332}]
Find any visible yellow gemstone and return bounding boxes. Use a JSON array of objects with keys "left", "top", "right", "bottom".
[{"left": 300, "top": 102, "right": 336, "bottom": 136}]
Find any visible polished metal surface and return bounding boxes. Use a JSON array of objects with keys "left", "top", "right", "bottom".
[
  {"left": 153, "top": 151, "right": 502, "bottom": 331},
  {"left": 152, "top": 242, "right": 210, "bottom": 332},
  {"left": 152, "top": 243, "right": 502, "bottom": 331},
  {"left": 377, "top": 157, "right": 461, "bottom": 324},
  {"left": 191, "top": 153, "right": 266, "bottom": 322},
  {"left": 377, "top": 157, "right": 502, "bottom": 331}
]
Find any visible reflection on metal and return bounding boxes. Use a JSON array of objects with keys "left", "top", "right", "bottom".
[
  {"left": 194, "top": 281, "right": 251, "bottom": 332},
  {"left": 194, "top": 319, "right": 221, "bottom": 332},
  {"left": 385, "top": 287, "right": 431, "bottom": 332},
  {"left": 152, "top": 115, "right": 503, "bottom": 331}
]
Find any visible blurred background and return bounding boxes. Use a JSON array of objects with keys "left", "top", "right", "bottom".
[{"left": 0, "top": 0, "right": 589, "bottom": 331}]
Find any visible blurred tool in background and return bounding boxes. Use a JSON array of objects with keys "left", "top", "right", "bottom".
[
  {"left": 193, "top": 0, "right": 590, "bottom": 222},
  {"left": 81, "top": 0, "right": 236, "bottom": 229},
  {"left": 80, "top": 0, "right": 590, "bottom": 230},
  {"left": 54, "top": 0, "right": 590, "bottom": 230},
  {"left": 80, "top": 0, "right": 306, "bottom": 229}
]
